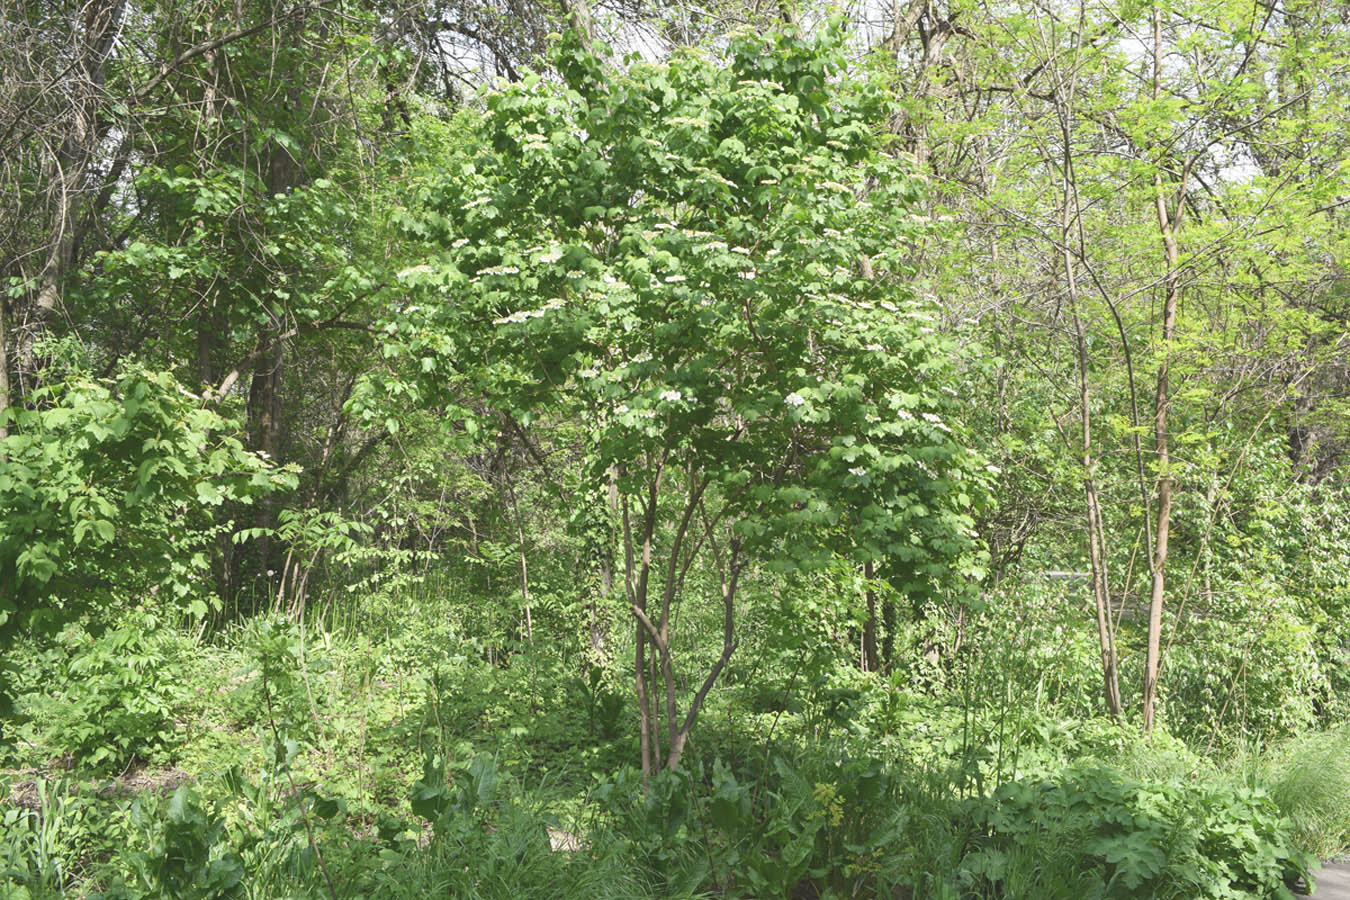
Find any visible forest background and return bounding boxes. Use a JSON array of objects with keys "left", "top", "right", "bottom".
[{"left": 1, "top": 0, "right": 1349, "bottom": 896}]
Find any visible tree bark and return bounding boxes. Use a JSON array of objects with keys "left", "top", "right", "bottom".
[
  {"left": 592, "top": 468, "right": 618, "bottom": 655},
  {"left": 247, "top": 339, "right": 285, "bottom": 595},
  {"left": 1142, "top": 3, "right": 1183, "bottom": 733},
  {"left": 0, "top": 294, "right": 9, "bottom": 444},
  {"left": 17, "top": 0, "right": 127, "bottom": 367},
  {"left": 862, "top": 561, "right": 881, "bottom": 672},
  {"left": 1053, "top": 47, "right": 1123, "bottom": 720},
  {"left": 665, "top": 539, "right": 740, "bottom": 772},
  {"left": 624, "top": 461, "right": 663, "bottom": 780},
  {"left": 558, "top": 0, "right": 594, "bottom": 45}
]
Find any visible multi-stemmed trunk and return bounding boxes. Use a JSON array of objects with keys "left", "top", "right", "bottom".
[{"left": 625, "top": 459, "right": 741, "bottom": 777}]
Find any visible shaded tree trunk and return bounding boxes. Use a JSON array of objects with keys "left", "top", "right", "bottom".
[
  {"left": 862, "top": 561, "right": 880, "bottom": 672},
  {"left": 0, "top": 294, "right": 9, "bottom": 444}
]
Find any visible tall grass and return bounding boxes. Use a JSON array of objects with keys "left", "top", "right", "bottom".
[{"left": 1260, "top": 724, "right": 1350, "bottom": 858}]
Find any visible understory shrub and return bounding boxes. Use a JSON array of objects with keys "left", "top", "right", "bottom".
[
  {"left": 20, "top": 611, "right": 186, "bottom": 773},
  {"left": 587, "top": 751, "right": 1313, "bottom": 899},
  {"left": 966, "top": 764, "right": 1313, "bottom": 899}
]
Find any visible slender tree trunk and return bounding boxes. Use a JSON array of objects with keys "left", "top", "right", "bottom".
[
  {"left": 0, "top": 295, "right": 9, "bottom": 444},
  {"left": 881, "top": 598, "right": 896, "bottom": 670},
  {"left": 648, "top": 639, "right": 662, "bottom": 771},
  {"left": 592, "top": 468, "right": 618, "bottom": 656},
  {"left": 634, "top": 623, "right": 653, "bottom": 779},
  {"left": 1142, "top": 3, "right": 1183, "bottom": 733},
  {"left": 19, "top": 0, "right": 127, "bottom": 367},
  {"left": 1054, "top": 59, "right": 1123, "bottom": 719},
  {"left": 197, "top": 312, "right": 217, "bottom": 389},
  {"left": 1067, "top": 246, "right": 1122, "bottom": 719},
  {"left": 249, "top": 339, "right": 284, "bottom": 596},
  {"left": 665, "top": 539, "right": 740, "bottom": 772},
  {"left": 558, "top": 0, "right": 594, "bottom": 44},
  {"left": 888, "top": 0, "right": 928, "bottom": 55},
  {"left": 624, "top": 465, "right": 662, "bottom": 781},
  {"left": 862, "top": 561, "right": 880, "bottom": 672},
  {"left": 509, "top": 484, "right": 533, "bottom": 645}
]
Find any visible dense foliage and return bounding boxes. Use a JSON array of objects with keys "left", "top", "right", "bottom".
[{"left": 1, "top": 0, "right": 1347, "bottom": 897}]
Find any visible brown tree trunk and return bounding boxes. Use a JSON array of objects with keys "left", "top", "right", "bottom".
[
  {"left": 18, "top": 0, "right": 127, "bottom": 367},
  {"left": 862, "top": 561, "right": 880, "bottom": 673},
  {"left": 248, "top": 339, "right": 284, "bottom": 590},
  {"left": 634, "top": 624, "right": 653, "bottom": 779},
  {"left": 1067, "top": 258, "right": 1122, "bottom": 720},
  {"left": 665, "top": 539, "right": 740, "bottom": 772},
  {"left": 1142, "top": 3, "right": 1183, "bottom": 733},
  {"left": 881, "top": 598, "right": 896, "bottom": 670},
  {"left": 622, "top": 460, "right": 739, "bottom": 776},
  {"left": 508, "top": 480, "right": 533, "bottom": 644},
  {"left": 623, "top": 465, "right": 662, "bottom": 780},
  {"left": 0, "top": 294, "right": 9, "bottom": 444},
  {"left": 558, "top": 0, "right": 594, "bottom": 44},
  {"left": 592, "top": 468, "right": 618, "bottom": 656},
  {"left": 1054, "top": 65, "right": 1123, "bottom": 720}
]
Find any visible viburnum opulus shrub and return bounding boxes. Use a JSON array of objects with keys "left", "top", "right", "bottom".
[{"left": 380, "top": 25, "right": 992, "bottom": 773}]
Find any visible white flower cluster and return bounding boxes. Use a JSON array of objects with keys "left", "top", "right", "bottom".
[
  {"left": 492, "top": 297, "right": 563, "bottom": 325},
  {"left": 784, "top": 392, "right": 805, "bottom": 407},
  {"left": 921, "top": 412, "right": 952, "bottom": 433},
  {"left": 659, "top": 389, "right": 682, "bottom": 402}
]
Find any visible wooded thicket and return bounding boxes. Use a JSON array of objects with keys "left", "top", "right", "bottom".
[{"left": 1, "top": 0, "right": 1348, "bottom": 896}]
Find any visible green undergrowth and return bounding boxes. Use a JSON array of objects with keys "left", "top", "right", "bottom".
[
  {"left": 1, "top": 607, "right": 1344, "bottom": 899},
  {"left": 1252, "top": 725, "right": 1350, "bottom": 860},
  {"left": 1, "top": 744, "right": 1321, "bottom": 900}
]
